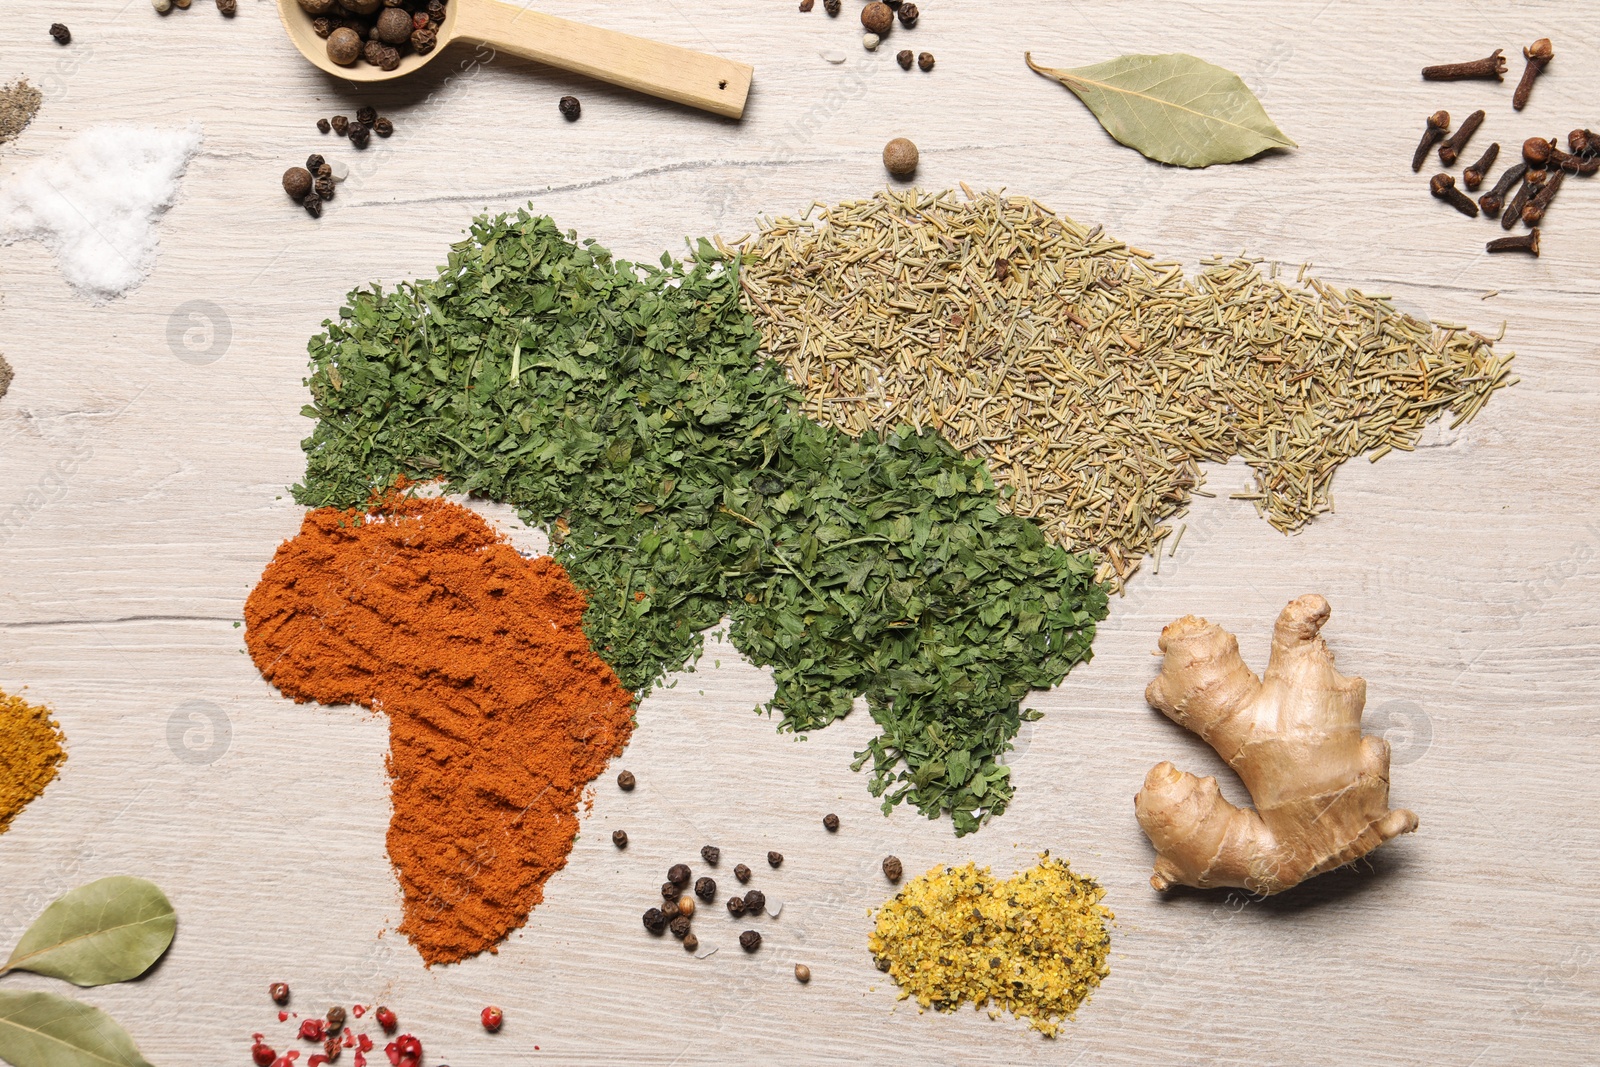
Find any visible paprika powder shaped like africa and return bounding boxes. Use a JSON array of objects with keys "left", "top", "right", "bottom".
[{"left": 244, "top": 492, "right": 634, "bottom": 965}]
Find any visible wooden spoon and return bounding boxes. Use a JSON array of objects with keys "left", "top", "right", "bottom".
[{"left": 275, "top": 0, "right": 752, "bottom": 118}]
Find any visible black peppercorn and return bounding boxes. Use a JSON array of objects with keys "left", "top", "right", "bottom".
[
  {"left": 669, "top": 915, "right": 691, "bottom": 940},
  {"left": 823, "top": 0, "right": 840, "bottom": 16},
  {"left": 49, "top": 23, "right": 70, "bottom": 45},
  {"left": 612, "top": 829, "right": 628, "bottom": 848},
  {"left": 317, "top": 117, "right": 332, "bottom": 133},
  {"left": 726, "top": 895, "right": 746, "bottom": 917},
  {"left": 874, "top": 954, "right": 890, "bottom": 972},
  {"left": 661, "top": 881, "right": 678, "bottom": 900},
  {"left": 317, "top": 163, "right": 332, "bottom": 179},
  {"left": 897, "top": 49, "right": 914, "bottom": 70},
  {"left": 660, "top": 899, "right": 679, "bottom": 921},
  {"left": 617, "top": 770, "right": 636, "bottom": 790},
  {"left": 559, "top": 95, "right": 581, "bottom": 121},
  {"left": 799, "top": 0, "right": 813, "bottom": 9},
  {"left": 217, "top": 0, "right": 237, "bottom": 16},
  {"left": 306, "top": 154, "right": 326, "bottom": 173},
  {"left": 743, "top": 889, "right": 765, "bottom": 916},
  {"left": 313, "top": 18, "right": 334, "bottom": 38},
  {"left": 823, "top": 813, "right": 839, "bottom": 832},
  {"left": 642, "top": 907, "right": 666, "bottom": 934},
  {"left": 426, "top": 0, "right": 445, "bottom": 17},
  {"left": 315, "top": 176, "right": 336, "bottom": 200},
  {"left": 682, "top": 932, "right": 699, "bottom": 952},
  {"left": 917, "top": 51, "right": 935, "bottom": 72},
  {"left": 349, "top": 124, "right": 371, "bottom": 149},
  {"left": 303, "top": 193, "right": 323, "bottom": 218},
  {"left": 694, "top": 876, "right": 716, "bottom": 901},
  {"left": 734, "top": 863, "right": 751, "bottom": 883},
  {"left": 700, "top": 845, "right": 720, "bottom": 866},
  {"left": 283, "top": 167, "right": 314, "bottom": 201},
  {"left": 373, "top": 117, "right": 394, "bottom": 137},
  {"left": 412, "top": 27, "right": 437, "bottom": 54},
  {"left": 767, "top": 851, "right": 783, "bottom": 868},
  {"left": 897, "top": 2, "right": 917, "bottom": 26},
  {"left": 331, "top": 115, "right": 350, "bottom": 136},
  {"left": 739, "top": 930, "right": 762, "bottom": 953},
  {"left": 668, "top": 863, "right": 691, "bottom": 885},
  {"left": 326, "top": 1006, "right": 347, "bottom": 1036},
  {"left": 324, "top": 1037, "right": 342, "bottom": 1063},
  {"left": 356, "top": 105, "right": 378, "bottom": 126},
  {"left": 883, "top": 856, "right": 903, "bottom": 883}
]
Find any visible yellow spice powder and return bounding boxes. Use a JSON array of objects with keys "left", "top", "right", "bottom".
[
  {"left": 868, "top": 855, "right": 1112, "bottom": 1037},
  {"left": 0, "top": 688, "right": 67, "bottom": 834}
]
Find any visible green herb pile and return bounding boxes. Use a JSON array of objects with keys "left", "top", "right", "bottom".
[{"left": 294, "top": 210, "right": 1108, "bottom": 834}]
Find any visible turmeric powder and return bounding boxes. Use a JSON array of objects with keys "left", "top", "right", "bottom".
[{"left": 0, "top": 688, "right": 67, "bottom": 834}]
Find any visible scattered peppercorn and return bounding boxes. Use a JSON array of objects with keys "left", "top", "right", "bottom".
[
  {"left": 768, "top": 851, "right": 783, "bottom": 868},
  {"left": 388, "top": 1034, "right": 423, "bottom": 1067},
  {"left": 481, "top": 1006, "right": 503, "bottom": 1033},
  {"left": 315, "top": 176, "right": 336, "bottom": 200},
  {"left": 669, "top": 915, "right": 691, "bottom": 940},
  {"left": 49, "top": 24, "right": 71, "bottom": 45},
  {"left": 661, "top": 881, "right": 679, "bottom": 900},
  {"left": 331, "top": 115, "right": 350, "bottom": 136},
  {"left": 612, "top": 829, "right": 628, "bottom": 848},
  {"left": 305, "top": 153, "right": 326, "bottom": 173},
  {"left": 324, "top": 1036, "right": 342, "bottom": 1062},
  {"left": 617, "top": 770, "right": 635, "bottom": 790},
  {"left": 897, "top": 49, "right": 914, "bottom": 70},
  {"left": 823, "top": 813, "right": 840, "bottom": 832},
  {"left": 918, "top": 51, "right": 935, "bottom": 71},
  {"left": 349, "top": 125, "right": 371, "bottom": 149},
  {"left": 317, "top": 118, "right": 332, "bottom": 133},
  {"left": 559, "top": 95, "right": 582, "bottom": 121},
  {"left": 897, "top": 3, "right": 918, "bottom": 26},
  {"left": 794, "top": 964, "right": 811, "bottom": 983},
  {"left": 299, "top": 1018, "right": 327, "bottom": 1042},
  {"left": 683, "top": 932, "right": 699, "bottom": 952},
  {"left": 252, "top": 1041, "right": 276, "bottom": 1067},
  {"left": 823, "top": 0, "right": 840, "bottom": 15},
  {"left": 668, "top": 863, "right": 691, "bottom": 885},
  {"left": 695, "top": 876, "right": 716, "bottom": 901},
  {"left": 643, "top": 907, "right": 666, "bottom": 934},
  {"left": 861, "top": 2, "right": 892, "bottom": 34},
  {"left": 661, "top": 899, "right": 680, "bottom": 921},
  {"left": 727, "top": 895, "right": 747, "bottom": 917},
  {"left": 743, "top": 889, "right": 766, "bottom": 916},
  {"left": 734, "top": 863, "right": 752, "bottom": 883},
  {"left": 303, "top": 193, "right": 324, "bottom": 218},
  {"left": 739, "top": 930, "right": 762, "bottom": 953},
  {"left": 283, "top": 167, "right": 314, "bottom": 201},
  {"left": 325, "top": 1006, "right": 347, "bottom": 1035},
  {"left": 883, "top": 856, "right": 903, "bottom": 883},
  {"left": 700, "top": 845, "right": 720, "bottom": 865},
  {"left": 374, "top": 117, "right": 394, "bottom": 137},
  {"left": 356, "top": 105, "right": 378, "bottom": 126},
  {"left": 375, "top": 1007, "right": 397, "bottom": 1034},
  {"left": 269, "top": 983, "right": 291, "bottom": 1006},
  {"left": 216, "top": 0, "right": 237, "bottom": 15}
]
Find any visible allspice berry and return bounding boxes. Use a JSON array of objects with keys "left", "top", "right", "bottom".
[
  {"left": 883, "top": 137, "right": 919, "bottom": 178},
  {"left": 860, "top": 1, "right": 893, "bottom": 35},
  {"left": 326, "top": 27, "right": 363, "bottom": 66},
  {"left": 612, "top": 829, "right": 628, "bottom": 848},
  {"left": 882, "top": 855, "right": 903, "bottom": 883},
  {"left": 794, "top": 964, "right": 811, "bottom": 983},
  {"left": 734, "top": 863, "right": 752, "bottom": 883},
  {"left": 282, "top": 167, "right": 314, "bottom": 201},
  {"left": 739, "top": 930, "right": 762, "bottom": 953},
  {"left": 376, "top": 7, "right": 412, "bottom": 45}
]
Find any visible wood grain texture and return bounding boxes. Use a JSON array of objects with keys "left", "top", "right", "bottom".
[{"left": 1, "top": 2, "right": 1597, "bottom": 1065}]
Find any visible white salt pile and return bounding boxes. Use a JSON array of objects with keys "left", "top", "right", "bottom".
[{"left": 0, "top": 123, "right": 202, "bottom": 302}]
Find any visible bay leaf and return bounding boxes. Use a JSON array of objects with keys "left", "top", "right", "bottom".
[
  {"left": 1, "top": 879, "right": 175, "bottom": 987},
  {"left": 1025, "top": 52, "right": 1296, "bottom": 167},
  {"left": 0, "top": 990, "right": 154, "bottom": 1067}
]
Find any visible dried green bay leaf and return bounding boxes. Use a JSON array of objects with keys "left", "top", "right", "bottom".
[
  {"left": 0, "top": 990, "right": 153, "bottom": 1067},
  {"left": 2, "top": 878, "right": 175, "bottom": 987},
  {"left": 1025, "top": 52, "right": 1296, "bottom": 167}
]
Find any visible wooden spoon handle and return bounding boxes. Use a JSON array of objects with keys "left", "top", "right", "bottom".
[{"left": 455, "top": 0, "right": 752, "bottom": 118}]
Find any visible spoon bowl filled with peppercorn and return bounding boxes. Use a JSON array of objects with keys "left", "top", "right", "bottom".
[{"left": 275, "top": 0, "right": 752, "bottom": 117}]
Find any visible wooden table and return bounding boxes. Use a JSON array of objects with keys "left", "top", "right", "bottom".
[{"left": 2, "top": 2, "right": 1596, "bottom": 1064}]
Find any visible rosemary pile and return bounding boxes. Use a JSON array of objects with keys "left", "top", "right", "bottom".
[
  {"left": 738, "top": 189, "right": 1516, "bottom": 586},
  {"left": 294, "top": 211, "right": 1108, "bottom": 835}
]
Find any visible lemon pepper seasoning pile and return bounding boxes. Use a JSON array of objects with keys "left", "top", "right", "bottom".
[
  {"left": 0, "top": 687, "right": 68, "bottom": 834},
  {"left": 868, "top": 856, "right": 1111, "bottom": 1036}
]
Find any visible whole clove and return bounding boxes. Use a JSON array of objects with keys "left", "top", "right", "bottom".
[
  {"left": 1411, "top": 111, "right": 1450, "bottom": 173},
  {"left": 1486, "top": 230, "right": 1539, "bottom": 256},
  {"left": 1429, "top": 173, "right": 1478, "bottom": 217},
  {"left": 1521, "top": 168, "right": 1565, "bottom": 225},
  {"left": 1479, "top": 162, "right": 1527, "bottom": 217},
  {"left": 1512, "top": 38, "right": 1553, "bottom": 111},
  {"left": 1502, "top": 171, "right": 1545, "bottom": 231},
  {"left": 1422, "top": 50, "right": 1506, "bottom": 82},
  {"left": 1462, "top": 143, "right": 1499, "bottom": 190},
  {"left": 1438, "top": 110, "right": 1485, "bottom": 166}
]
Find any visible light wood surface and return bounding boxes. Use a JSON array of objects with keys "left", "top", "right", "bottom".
[{"left": 1, "top": 3, "right": 1597, "bottom": 1065}]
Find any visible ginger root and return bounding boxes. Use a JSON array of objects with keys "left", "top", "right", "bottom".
[{"left": 1134, "top": 594, "right": 1418, "bottom": 894}]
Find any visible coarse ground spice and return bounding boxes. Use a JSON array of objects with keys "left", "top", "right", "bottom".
[
  {"left": 244, "top": 489, "right": 635, "bottom": 965},
  {"left": 868, "top": 856, "right": 1111, "bottom": 1037},
  {"left": 0, "top": 79, "right": 42, "bottom": 147},
  {"left": 739, "top": 188, "right": 1516, "bottom": 588},
  {"left": 0, "top": 687, "right": 67, "bottom": 834},
  {"left": 0, "top": 353, "right": 12, "bottom": 401}
]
